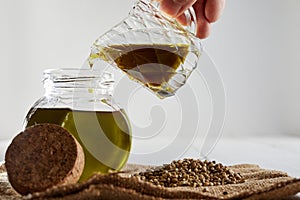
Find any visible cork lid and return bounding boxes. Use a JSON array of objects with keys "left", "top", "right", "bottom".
[{"left": 5, "top": 123, "right": 85, "bottom": 195}]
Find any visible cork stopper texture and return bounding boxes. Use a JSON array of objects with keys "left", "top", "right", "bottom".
[{"left": 4, "top": 123, "right": 84, "bottom": 195}]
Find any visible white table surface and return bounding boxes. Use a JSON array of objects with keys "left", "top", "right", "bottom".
[{"left": 207, "top": 136, "right": 300, "bottom": 178}]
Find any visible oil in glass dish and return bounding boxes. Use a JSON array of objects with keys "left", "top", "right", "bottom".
[{"left": 88, "top": 43, "right": 190, "bottom": 96}]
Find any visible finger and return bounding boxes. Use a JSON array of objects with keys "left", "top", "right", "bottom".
[
  {"left": 175, "top": 0, "right": 197, "bottom": 17},
  {"left": 175, "top": 0, "right": 198, "bottom": 28},
  {"left": 160, "top": 0, "right": 182, "bottom": 17},
  {"left": 176, "top": 14, "right": 188, "bottom": 26},
  {"left": 193, "top": 0, "right": 211, "bottom": 38},
  {"left": 160, "top": 0, "right": 196, "bottom": 17},
  {"left": 205, "top": 0, "right": 225, "bottom": 23}
]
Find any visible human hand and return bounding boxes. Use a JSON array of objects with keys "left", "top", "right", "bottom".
[{"left": 159, "top": 0, "right": 225, "bottom": 39}]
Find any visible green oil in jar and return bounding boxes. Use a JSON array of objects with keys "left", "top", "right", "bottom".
[{"left": 25, "top": 108, "right": 131, "bottom": 182}]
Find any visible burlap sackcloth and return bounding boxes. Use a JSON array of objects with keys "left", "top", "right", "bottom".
[{"left": 0, "top": 163, "right": 299, "bottom": 200}]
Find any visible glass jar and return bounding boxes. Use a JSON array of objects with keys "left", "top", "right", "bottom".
[{"left": 24, "top": 68, "right": 131, "bottom": 182}]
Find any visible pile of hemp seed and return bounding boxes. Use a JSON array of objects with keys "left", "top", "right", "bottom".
[{"left": 133, "top": 159, "right": 244, "bottom": 187}]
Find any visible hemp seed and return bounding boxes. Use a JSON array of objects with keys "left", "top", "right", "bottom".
[{"left": 133, "top": 159, "right": 244, "bottom": 188}]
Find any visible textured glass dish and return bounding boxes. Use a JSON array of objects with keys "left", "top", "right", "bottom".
[{"left": 88, "top": 0, "right": 202, "bottom": 99}]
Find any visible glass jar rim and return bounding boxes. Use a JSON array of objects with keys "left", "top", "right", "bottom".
[
  {"left": 43, "top": 68, "right": 115, "bottom": 91},
  {"left": 44, "top": 68, "right": 104, "bottom": 78}
]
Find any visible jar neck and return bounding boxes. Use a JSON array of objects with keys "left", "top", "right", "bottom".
[{"left": 43, "top": 68, "right": 114, "bottom": 99}]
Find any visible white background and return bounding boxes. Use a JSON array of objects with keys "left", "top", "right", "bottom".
[{"left": 0, "top": 0, "right": 300, "bottom": 141}]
